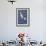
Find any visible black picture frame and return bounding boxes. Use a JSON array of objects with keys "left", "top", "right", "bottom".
[{"left": 16, "top": 8, "right": 30, "bottom": 27}]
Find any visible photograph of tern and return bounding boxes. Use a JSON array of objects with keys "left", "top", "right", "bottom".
[{"left": 16, "top": 8, "right": 30, "bottom": 27}]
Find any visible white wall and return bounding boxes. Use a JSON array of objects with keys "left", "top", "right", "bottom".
[{"left": 0, "top": 0, "right": 46, "bottom": 41}]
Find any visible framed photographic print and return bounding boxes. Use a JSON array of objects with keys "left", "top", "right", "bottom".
[{"left": 16, "top": 8, "right": 30, "bottom": 27}]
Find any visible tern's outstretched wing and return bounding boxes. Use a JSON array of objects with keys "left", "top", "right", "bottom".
[{"left": 20, "top": 12, "right": 23, "bottom": 19}]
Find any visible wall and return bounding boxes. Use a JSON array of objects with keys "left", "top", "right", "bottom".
[{"left": 0, "top": 0, "right": 46, "bottom": 42}]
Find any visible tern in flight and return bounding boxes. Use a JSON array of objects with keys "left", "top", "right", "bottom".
[{"left": 20, "top": 12, "right": 26, "bottom": 20}]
